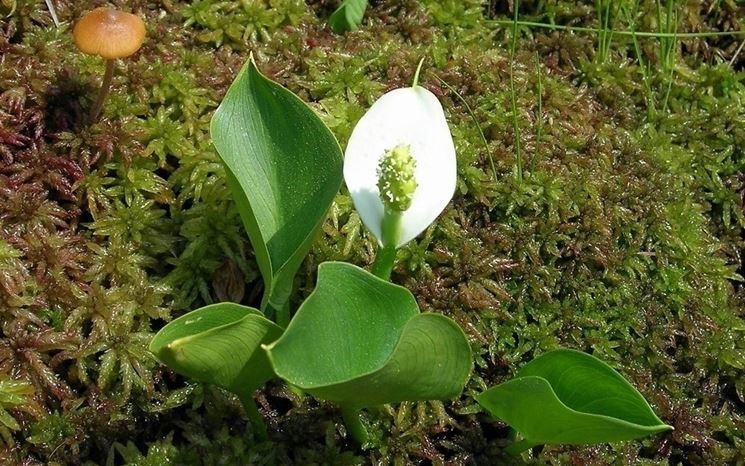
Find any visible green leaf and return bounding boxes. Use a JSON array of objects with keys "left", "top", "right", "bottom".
[
  {"left": 265, "top": 262, "right": 472, "bottom": 408},
  {"left": 329, "top": 0, "right": 368, "bottom": 34},
  {"left": 722, "top": 349, "right": 745, "bottom": 369},
  {"left": 0, "top": 408, "right": 19, "bottom": 431},
  {"left": 477, "top": 349, "right": 672, "bottom": 447},
  {"left": 149, "top": 303, "right": 283, "bottom": 396},
  {"left": 0, "top": 375, "right": 34, "bottom": 431},
  {"left": 211, "top": 57, "right": 343, "bottom": 320}
]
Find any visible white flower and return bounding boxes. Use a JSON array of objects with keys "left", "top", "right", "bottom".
[{"left": 343, "top": 86, "right": 456, "bottom": 248}]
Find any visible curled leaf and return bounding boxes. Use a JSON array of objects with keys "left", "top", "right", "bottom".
[
  {"left": 211, "top": 57, "right": 343, "bottom": 319},
  {"left": 477, "top": 349, "right": 672, "bottom": 447},
  {"left": 265, "top": 262, "right": 471, "bottom": 408},
  {"left": 150, "top": 303, "right": 283, "bottom": 396}
]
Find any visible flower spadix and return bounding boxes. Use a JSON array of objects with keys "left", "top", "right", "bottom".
[{"left": 344, "top": 86, "right": 456, "bottom": 248}]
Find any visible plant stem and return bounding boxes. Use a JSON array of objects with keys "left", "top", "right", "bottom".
[
  {"left": 729, "top": 39, "right": 745, "bottom": 67},
  {"left": 44, "top": 0, "right": 60, "bottom": 27},
  {"left": 509, "top": 0, "right": 523, "bottom": 184},
  {"left": 89, "top": 59, "right": 115, "bottom": 123},
  {"left": 276, "top": 301, "right": 290, "bottom": 329},
  {"left": 626, "top": 0, "right": 655, "bottom": 118},
  {"left": 531, "top": 53, "right": 542, "bottom": 174},
  {"left": 371, "top": 209, "right": 401, "bottom": 280},
  {"left": 341, "top": 407, "right": 369, "bottom": 445},
  {"left": 504, "top": 438, "right": 540, "bottom": 456},
  {"left": 660, "top": 0, "right": 678, "bottom": 113},
  {"left": 433, "top": 75, "right": 495, "bottom": 181},
  {"left": 371, "top": 244, "right": 396, "bottom": 280},
  {"left": 237, "top": 390, "right": 268, "bottom": 441},
  {"left": 487, "top": 19, "right": 745, "bottom": 38}
]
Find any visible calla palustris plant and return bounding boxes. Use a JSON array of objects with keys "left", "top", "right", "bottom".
[
  {"left": 150, "top": 56, "right": 470, "bottom": 442},
  {"left": 150, "top": 56, "right": 669, "bottom": 451},
  {"left": 477, "top": 349, "right": 673, "bottom": 455}
]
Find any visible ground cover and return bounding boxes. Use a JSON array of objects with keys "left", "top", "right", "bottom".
[{"left": 0, "top": 0, "right": 743, "bottom": 464}]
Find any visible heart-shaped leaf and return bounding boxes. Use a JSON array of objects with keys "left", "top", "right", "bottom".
[
  {"left": 149, "top": 303, "right": 283, "bottom": 396},
  {"left": 477, "top": 349, "right": 672, "bottom": 447},
  {"left": 265, "top": 261, "right": 472, "bottom": 408},
  {"left": 329, "top": 0, "right": 368, "bottom": 34},
  {"left": 211, "top": 57, "right": 343, "bottom": 321}
]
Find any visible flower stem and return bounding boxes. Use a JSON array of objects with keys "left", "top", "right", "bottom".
[
  {"left": 89, "top": 59, "right": 115, "bottom": 123},
  {"left": 371, "top": 244, "right": 396, "bottom": 280},
  {"left": 341, "top": 407, "right": 369, "bottom": 445},
  {"left": 372, "top": 209, "right": 401, "bottom": 280}
]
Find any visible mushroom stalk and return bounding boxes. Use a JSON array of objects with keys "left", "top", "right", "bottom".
[{"left": 89, "top": 59, "right": 115, "bottom": 123}]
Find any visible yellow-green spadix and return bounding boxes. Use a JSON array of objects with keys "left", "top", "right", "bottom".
[{"left": 343, "top": 86, "right": 456, "bottom": 248}]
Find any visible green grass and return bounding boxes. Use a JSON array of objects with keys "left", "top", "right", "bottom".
[{"left": 509, "top": 0, "right": 523, "bottom": 183}]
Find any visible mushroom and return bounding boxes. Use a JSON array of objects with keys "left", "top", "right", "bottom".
[{"left": 73, "top": 7, "right": 145, "bottom": 122}]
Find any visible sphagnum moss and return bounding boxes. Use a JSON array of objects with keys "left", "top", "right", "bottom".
[{"left": 0, "top": 0, "right": 743, "bottom": 464}]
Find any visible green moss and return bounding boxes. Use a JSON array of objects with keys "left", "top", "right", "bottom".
[
  {"left": 0, "top": 0, "right": 743, "bottom": 464},
  {"left": 111, "top": 437, "right": 179, "bottom": 466},
  {"left": 0, "top": 375, "right": 38, "bottom": 444}
]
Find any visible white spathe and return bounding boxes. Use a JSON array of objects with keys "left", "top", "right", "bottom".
[{"left": 344, "top": 86, "right": 456, "bottom": 248}]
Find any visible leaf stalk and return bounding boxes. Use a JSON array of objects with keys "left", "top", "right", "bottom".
[
  {"left": 341, "top": 407, "right": 369, "bottom": 444},
  {"left": 504, "top": 438, "right": 540, "bottom": 455},
  {"left": 237, "top": 390, "right": 268, "bottom": 441}
]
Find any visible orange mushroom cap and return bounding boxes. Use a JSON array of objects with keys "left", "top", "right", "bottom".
[{"left": 73, "top": 8, "right": 145, "bottom": 59}]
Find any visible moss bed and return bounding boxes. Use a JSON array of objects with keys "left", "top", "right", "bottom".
[{"left": 1, "top": 0, "right": 744, "bottom": 464}]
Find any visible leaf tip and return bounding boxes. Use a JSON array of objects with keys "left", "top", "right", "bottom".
[
  {"left": 248, "top": 50, "right": 258, "bottom": 69},
  {"left": 260, "top": 343, "right": 273, "bottom": 351},
  {"left": 412, "top": 57, "right": 425, "bottom": 88}
]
